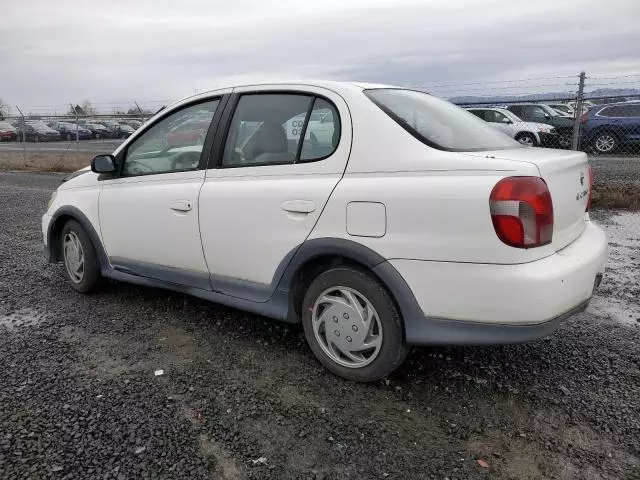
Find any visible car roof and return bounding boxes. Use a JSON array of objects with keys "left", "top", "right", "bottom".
[{"left": 172, "top": 79, "right": 398, "bottom": 106}]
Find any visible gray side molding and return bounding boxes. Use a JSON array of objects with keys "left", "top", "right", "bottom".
[{"left": 47, "top": 206, "right": 110, "bottom": 273}]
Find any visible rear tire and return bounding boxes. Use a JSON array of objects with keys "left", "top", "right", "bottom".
[
  {"left": 301, "top": 266, "right": 409, "bottom": 382},
  {"left": 515, "top": 132, "right": 537, "bottom": 147},
  {"left": 593, "top": 131, "right": 618, "bottom": 154},
  {"left": 60, "top": 220, "right": 103, "bottom": 293}
]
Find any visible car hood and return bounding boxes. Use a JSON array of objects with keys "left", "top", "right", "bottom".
[
  {"left": 516, "top": 121, "right": 556, "bottom": 131},
  {"left": 59, "top": 166, "right": 97, "bottom": 190}
]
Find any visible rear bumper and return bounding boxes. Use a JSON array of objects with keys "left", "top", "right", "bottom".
[{"left": 391, "top": 221, "right": 608, "bottom": 345}]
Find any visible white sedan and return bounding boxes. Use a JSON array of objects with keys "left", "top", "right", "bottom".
[{"left": 42, "top": 81, "right": 607, "bottom": 382}]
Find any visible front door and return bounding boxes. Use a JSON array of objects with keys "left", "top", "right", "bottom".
[
  {"left": 99, "top": 96, "right": 226, "bottom": 289},
  {"left": 199, "top": 86, "right": 351, "bottom": 301}
]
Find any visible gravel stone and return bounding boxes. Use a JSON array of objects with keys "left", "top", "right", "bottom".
[{"left": 0, "top": 171, "right": 639, "bottom": 479}]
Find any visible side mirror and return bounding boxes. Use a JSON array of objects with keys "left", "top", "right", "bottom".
[
  {"left": 501, "top": 117, "right": 511, "bottom": 124},
  {"left": 544, "top": 113, "right": 550, "bottom": 119},
  {"left": 91, "top": 154, "right": 117, "bottom": 173}
]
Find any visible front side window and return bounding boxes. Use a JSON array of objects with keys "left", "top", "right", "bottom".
[
  {"left": 123, "top": 99, "right": 220, "bottom": 176},
  {"left": 221, "top": 93, "right": 341, "bottom": 167},
  {"left": 365, "top": 89, "right": 520, "bottom": 151}
]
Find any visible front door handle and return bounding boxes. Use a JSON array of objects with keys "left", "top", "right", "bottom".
[
  {"left": 281, "top": 200, "right": 316, "bottom": 214},
  {"left": 169, "top": 200, "right": 193, "bottom": 212}
]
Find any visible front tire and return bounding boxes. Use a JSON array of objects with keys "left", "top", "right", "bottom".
[
  {"left": 60, "top": 220, "right": 103, "bottom": 293},
  {"left": 301, "top": 266, "right": 409, "bottom": 382},
  {"left": 558, "top": 131, "right": 572, "bottom": 149},
  {"left": 515, "top": 132, "right": 537, "bottom": 147}
]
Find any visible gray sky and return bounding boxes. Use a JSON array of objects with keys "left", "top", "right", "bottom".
[{"left": 2, "top": 0, "right": 639, "bottom": 113}]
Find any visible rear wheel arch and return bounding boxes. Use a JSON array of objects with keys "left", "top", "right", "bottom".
[{"left": 278, "top": 239, "right": 422, "bottom": 332}]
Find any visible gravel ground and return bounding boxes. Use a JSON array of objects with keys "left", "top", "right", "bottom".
[
  {"left": 1, "top": 172, "right": 639, "bottom": 480},
  {"left": 588, "top": 156, "right": 640, "bottom": 186}
]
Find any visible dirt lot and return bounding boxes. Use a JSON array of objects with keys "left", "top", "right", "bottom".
[{"left": 0, "top": 172, "right": 639, "bottom": 480}]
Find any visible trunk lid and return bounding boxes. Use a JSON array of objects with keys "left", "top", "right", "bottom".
[{"left": 474, "top": 148, "right": 590, "bottom": 252}]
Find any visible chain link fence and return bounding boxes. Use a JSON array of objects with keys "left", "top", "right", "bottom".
[{"left": 450, "top": 72, "right": 640, "bottom": 157}]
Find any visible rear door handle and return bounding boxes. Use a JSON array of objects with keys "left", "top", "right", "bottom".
[
  {"left": 281, "top": 200, "right": 316, "bottom": 214},
  {"left": 169, "top": 200, "right": 193, "bottom": 212}
]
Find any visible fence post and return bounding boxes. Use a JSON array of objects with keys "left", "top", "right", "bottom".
[
  {"left": 135, "top": 101, "right": 144, "bottom": 123},
  {"left": 15, "top": 105, "right": 26, "bottom": 164},
  {"left": 571, "top": 71, "right": 586, "bottom": 150}
]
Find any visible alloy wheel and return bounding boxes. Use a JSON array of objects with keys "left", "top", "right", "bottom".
[{"left": 595, "top": 134, "right": 616, "bottom": 153}]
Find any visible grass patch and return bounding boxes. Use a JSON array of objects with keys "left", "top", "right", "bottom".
[
  {"left": 591, "top": 181, "right": 640, "bottom": 210},
  {"left": 0, "top": 151, "right": 90, "bottom": 173}
]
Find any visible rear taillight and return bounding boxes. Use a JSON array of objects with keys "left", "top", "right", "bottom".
[
  {"left": 489, "top": 177, "right": 554, "bottom": 248},
  {"left": 586, "top": 165, "right": 593, "bottom": 212},
  {"left": 580, "top": 113, "right": 588, "bottom": 124}
]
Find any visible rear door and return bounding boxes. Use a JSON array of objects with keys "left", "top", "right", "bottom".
[{"left": 199, "top": 85, "right": 351, "bottom": 301}]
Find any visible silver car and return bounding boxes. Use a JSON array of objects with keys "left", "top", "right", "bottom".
[{"left": 467, "top": 107, "right": 557, "bottom": 147}]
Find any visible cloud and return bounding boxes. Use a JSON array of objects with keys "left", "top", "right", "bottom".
[{"left": 1, "top": 0, "right": 639, "bottom": 112}]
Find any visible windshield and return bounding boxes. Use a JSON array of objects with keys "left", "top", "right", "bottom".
[
  {"left": 540, "top": 105, "right": 560, "bottom": 117},
  {"left": 365, "top": 89, "right": 521, "bottom": 151}
]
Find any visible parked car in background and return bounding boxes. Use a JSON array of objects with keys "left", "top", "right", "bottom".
[
  {"left": 0, "top": 121, "right": 18, "bottom": 141},
  {"left": 121, "top": 119, "right": 143, "bottom": 129},
  {"left": 467, "top": 107, "right": 557, "bottom": 146},
  {"left": 547, "top": 103, "right": 574, "bottom": 117},
  {"left": 117, "top": 123, "right": 135, "bottom": 138},
  {"left": 506, "top": 104, "right": 575, "bottom": 148},
  {"left": 42, "top": 81, "right": 607, "bottom": 382},
  {"left": 580, "top": 101, "right": 640, "bottom": 154},
  {"left": 48, "top": 121, "right": 92, "bottom": 140},
  {"left": 95, "top": 120, "right": 122, "bottom": 138},
  {"left": 15, "top": 121, "right": 61, "bottom": 142},
  {"left": 83, "top": 123, "right": 110, "bottom": 139}
]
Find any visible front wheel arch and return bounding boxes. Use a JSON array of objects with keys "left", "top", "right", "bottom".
[{"left": 47, "top": 207, "right": 109, "bottom": 272}]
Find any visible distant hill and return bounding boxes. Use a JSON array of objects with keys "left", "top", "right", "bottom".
[{"left": 448, "top": 87, "right": 640, "bottom": 105}]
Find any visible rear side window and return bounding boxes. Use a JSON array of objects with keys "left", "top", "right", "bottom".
[
  {"left": 598, "top": 105, "right": 640, "bottom": 117},
  {"left": 508, "top": 106, "right": 523, "bottom": 117},
  {"left": 221, "top": 93, "right": 341, "bottom": 167},
  {"left": 365, "top": 89, "right": 520, "bottom": 151},
  {"left": 468, "top": 110, "right": 486, "bottom": 120}
]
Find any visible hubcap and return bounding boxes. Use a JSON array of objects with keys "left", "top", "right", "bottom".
[
  {"left": 518, "top": 135, "right": 534, "bottom": 146},
  {"left": 311, "top": 287, "right": 383, "bottom": 369},
  {"left": 63, "top": 231, "right": 85, "bottom": 283},
  {"left": 595, "top": 134, "right": 615, "bottom": 153}
]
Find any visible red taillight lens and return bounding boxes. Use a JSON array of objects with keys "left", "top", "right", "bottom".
[
  {"left": 586, "top": 165, "right": 593, "bottom": 212},
  {"left": 490, "top": 177, "right": 554, "bottom": 248}
]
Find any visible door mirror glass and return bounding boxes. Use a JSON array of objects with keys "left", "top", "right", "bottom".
[{"left": 91, "top": 154, "right": 117, "bottom": 173}]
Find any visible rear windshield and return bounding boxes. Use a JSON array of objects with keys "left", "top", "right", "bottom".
[{"left": 365, "top": 89, "right": 521, "bottom": 152}]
